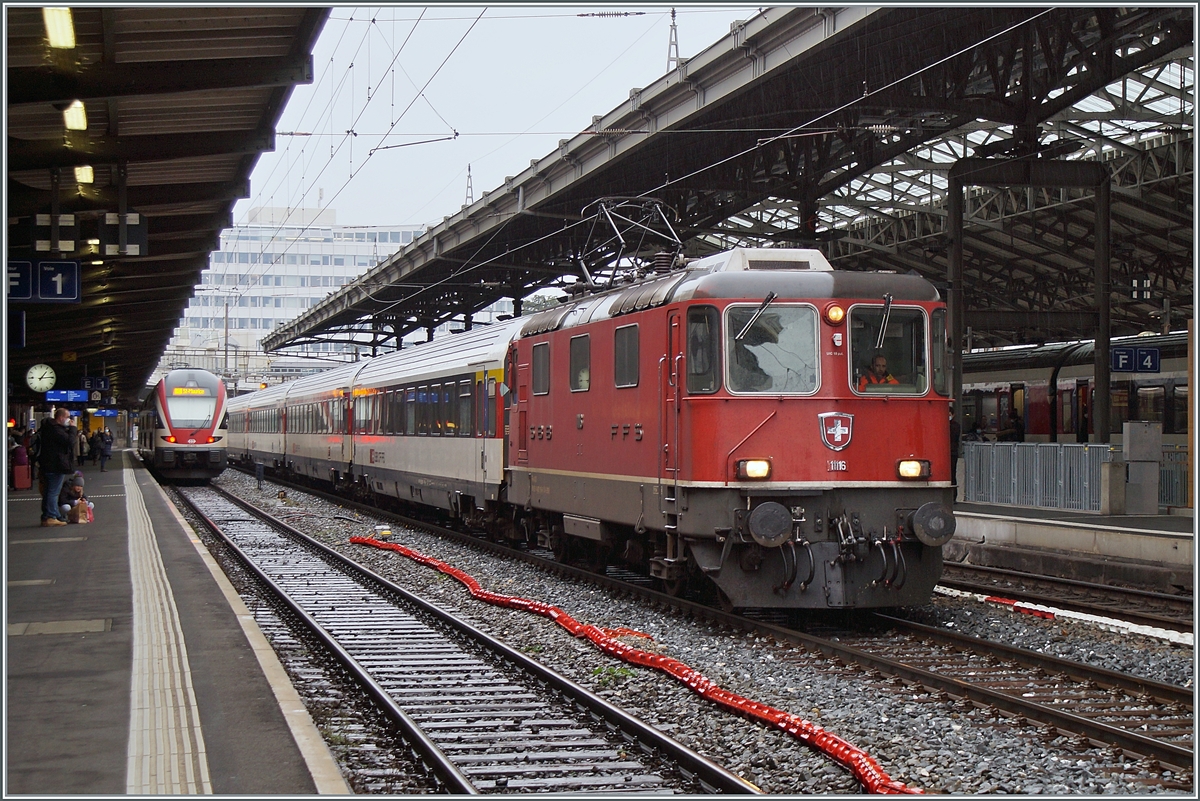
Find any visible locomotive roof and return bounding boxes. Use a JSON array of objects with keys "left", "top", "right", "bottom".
[
  {"left": 522, "top": 248, "right": 941, "bottom": 337},
  {"left": 162, "top": 369, "right": 222, "bottom": 390}
]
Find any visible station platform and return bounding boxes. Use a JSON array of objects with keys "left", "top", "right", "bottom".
[
  {"left": 948, "top": 500, "right": 1195, "bottom": 593},
  {"left": 5, "top": 451, "right": 348, "bottom": 795}
]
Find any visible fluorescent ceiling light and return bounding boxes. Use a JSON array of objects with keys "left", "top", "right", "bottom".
[
  {"left": 43, "top": 7, "right": 75, "bottom": 49},
  {"left": 75, "top": 165, "right": 94, "bottom": 184},
  {"left": 63, "top": 100, "right": 87, "bottom": 131}
]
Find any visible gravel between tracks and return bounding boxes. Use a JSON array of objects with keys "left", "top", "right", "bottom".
[{"left": 213, "top": 472, "right": 1193, "bottom": 794}]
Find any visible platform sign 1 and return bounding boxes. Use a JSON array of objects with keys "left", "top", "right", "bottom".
[
  {"left": 81, "top": 376, "right": 111, "bottom": 391},
  {"left": 8, "top": 260, "right": 81, "bottom": 303}
]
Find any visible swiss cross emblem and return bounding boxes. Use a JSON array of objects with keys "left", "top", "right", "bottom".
[{"left": 818, "top": 412, "right": 854, "bottom": 451}]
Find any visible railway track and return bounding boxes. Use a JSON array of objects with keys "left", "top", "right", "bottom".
[
  {"left": 176, "top": 484, "right": 757, "bottom": 795},
  {"left": 221, "top": 469, "right": 1194, "bottom": 779},
  {"left": 940, "top": 563, "right": 1194, "bottom": 633}
]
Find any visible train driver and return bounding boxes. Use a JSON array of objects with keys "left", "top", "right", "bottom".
[{"left": 858, "top": 354, "right": 899, "bottom": 391}]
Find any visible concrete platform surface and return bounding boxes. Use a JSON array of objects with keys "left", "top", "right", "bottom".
[{"left": 5, "top": 452, "right": 348, "bottom": 795}]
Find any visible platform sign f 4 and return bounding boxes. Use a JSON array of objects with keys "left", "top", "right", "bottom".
[{"left": 818, "top": 412, "right": 854, "bottom": 451}]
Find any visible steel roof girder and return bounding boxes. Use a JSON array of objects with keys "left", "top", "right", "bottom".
[
  {"left": 7, "top": 54, "right": 314, "bottom": 106},
  {"left": 8, "top": 130, "right": 274, "bottom": 171}
]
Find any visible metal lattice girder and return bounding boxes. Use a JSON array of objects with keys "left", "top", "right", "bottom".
[{"left": 264, "top": 6, "right": 1191, "bottom": 354}]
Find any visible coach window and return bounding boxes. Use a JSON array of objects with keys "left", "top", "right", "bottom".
[
  {"left": 458, "top": 380, "right": 473, "bottom": 435},
  {"left": 725, "top": 305, "right": 818, "bottom": 393},
  {"left": 686, "top": 306, "right": 720, "bottom": 393},
  {"left": 532, "top": 342, "right": 550, "bottom": 395},
  {"left": 849, "top": 305, "right": 927, "bottom": 395},
  {"left": 487, "top": 378, "right": 498, "bottom": 437},
  {"left": 1135, "top": 385, "right": 1164, "bottom": 424},
  {"left": 404, "top": 388, "right": 415, "bottom": 435},
  {"left": 444, "top": 383, "right": 458, "bottom": 434},
  {"left": 570, "top": 335, "right": 590, "bottom": 391},
  {"left": 614, "top": 325, "right": 639, "bottom": 387}
]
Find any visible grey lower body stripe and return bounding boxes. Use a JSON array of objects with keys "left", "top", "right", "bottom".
[{"left": 124, "top": 458, "right": 212, "bottom": 793}]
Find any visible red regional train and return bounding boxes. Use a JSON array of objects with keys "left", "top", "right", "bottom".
[
  {"left": 137, "top": 368, "right": 229, "bottom": 482},
  {"left": 227, "top": 248, "right": 956, "bottom": 609},
  {"left": 960, "top": 331, "right": 1189, "bottom": 446}
]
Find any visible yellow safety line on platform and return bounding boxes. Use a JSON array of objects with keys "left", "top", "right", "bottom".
[{"left": 123, "top": 457, "right": 212, "bottom": 794}]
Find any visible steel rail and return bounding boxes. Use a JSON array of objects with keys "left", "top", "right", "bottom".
[
  {"left": 940, "top": 563, "right": 1193, "bottom": 633},
  {"left": 207, "top": 484, "right": 759, "bottom": 795},
  {"left": 177, "top": 489, "right": 478, "bottom": 794},
  {"left": 873, "top": 614, "right": 1194, "bottom": 708},
  {"left": 227, "top": 469, "right": 1195, "bottom": 771}
]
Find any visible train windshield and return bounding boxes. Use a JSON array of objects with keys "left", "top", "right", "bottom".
[
  {"left": 725, "top": 304, "right": 818, "bottom": 393},
  {"left": 850, "top": 305, "right": 927, "bottom": 394},
  {"left": 166, "top": 396, "right": 217, "bottom": 429}
]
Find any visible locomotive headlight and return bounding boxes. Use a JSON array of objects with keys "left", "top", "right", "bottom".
[
  {"left": 897, "top": 459, "right": 931, "bottom": 479},
  {"left": 824, "top": 303, "right": 845, "bottom": 325},
  {"left": 737, "top": 459, "right": 772, "bottom": 480},
  {"left": 165, "top": 435, "right": 177, "bottom": 443}
]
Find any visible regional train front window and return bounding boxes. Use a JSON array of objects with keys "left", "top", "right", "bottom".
[
  {"left": 166, "top": 396, "right": 217, "bottom": 428},
  {"left": 850, "top": 305, "right": 927, "bottom": 394},
  {"left": 724, "top": 304, "right": 818, "bottom": 393}
]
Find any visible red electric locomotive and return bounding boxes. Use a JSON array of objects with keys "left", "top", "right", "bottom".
[{"left": 507, "top": 248, "right": 954, "bottom": 608}]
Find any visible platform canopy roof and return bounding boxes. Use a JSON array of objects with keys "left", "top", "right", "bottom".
[
  {"left": 6, "top": 5, "right": 329, "bottom": 407},
  {"left": 262, "top": 5, "right": 1192, "bottom": 355}
]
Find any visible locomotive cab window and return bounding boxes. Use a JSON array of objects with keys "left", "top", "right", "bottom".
[
  {"left": 532, "top": 342, "right": 550, "bottom": 395},
  {"left": 725, "top": 304, "right": 818, "bottom": 393},
  {"left": 569, "top": 335, "right": 590, "bottom": 391},
  {"left": 687, "top": 306, "right": 720, "bottom": 394},
  {"left": 850, "top": 305, "right": 928, "bottom": 395},
  {"left": 167, "top": 395, "right": 217, "bottom": 429}
]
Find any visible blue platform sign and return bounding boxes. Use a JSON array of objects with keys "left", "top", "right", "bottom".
[
  {"left": 38, "top": 261, "right": 80, "bottom": 303},
  {"left": 8, "top": 260, "right": 80, "bottom": 303},
  {"left": 1135, "top": 347, "right": 1160, "bottom": 373},
  {"left": 1111, "top": 347, "right": 1136, "bottom": 372},
  {"left": 7, "top": 260, "right": 33, "bottom": 300},
  {"left": 45, "top": 389, "right": 89, "bottom": 402},
  {"left": 81, "top": 377, "right": 111, "bottom": 391},
  {"left": 95, "top": 409, "right": 119, "bottom": 417}
]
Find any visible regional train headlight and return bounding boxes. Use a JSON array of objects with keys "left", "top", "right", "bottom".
[
  {"left": 736, "top": 459, "right": 772, "bottom": 480},
  {"left": 897, "top": 459, "right": 931, "bottom": 479}
]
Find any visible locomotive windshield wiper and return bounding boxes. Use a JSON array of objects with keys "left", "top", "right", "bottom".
[
  {"left": 735, "top": 291, "right": 777, "bottom": 341},
  {"left": 874, "top": 293, "right": 893, "bottom": 351},
  {"left": 191, "top": 413, "right": 212, "bottom": 436}
]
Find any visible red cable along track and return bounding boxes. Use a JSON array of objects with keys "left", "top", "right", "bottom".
[{"left": 351, "top": 535, "right": 920, "bottom": 794}]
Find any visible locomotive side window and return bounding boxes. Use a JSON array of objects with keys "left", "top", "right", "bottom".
[
  {"left": 687, "top": 306, "right": 720, "bottom": 394},
  {"left": 532, "top": 342, "right": 550, "bottom": 395},
  {"left": 849, "top": 305, "right": 928, "bottom": 395},
  {"left": 569, "top": 335, "right": 590, "bottom": 391},
  {"left": 725, "top": 304, "right": 818, "bottom": 393},
  {"left": 614, "top": 325, "right": 639, "bottom": 387},
  {"left": 931, "top": 308, "right": 950, "bottom": 396}
]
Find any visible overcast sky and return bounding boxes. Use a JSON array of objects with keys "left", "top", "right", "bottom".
[{"left": 235, "top": 4, "right": 766, "bottom": 230}]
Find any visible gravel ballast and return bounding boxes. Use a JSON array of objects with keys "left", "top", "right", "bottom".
[{"left": 210, "top": 472, "right": 1193, "bottom": 794}]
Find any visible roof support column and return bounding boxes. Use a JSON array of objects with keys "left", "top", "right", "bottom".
[
  {"left": 1093, "top": 178, "right": 1111, "bottom": 443},
  {"left": 947, "top": 172, "right": 964, "bottom": 419}
]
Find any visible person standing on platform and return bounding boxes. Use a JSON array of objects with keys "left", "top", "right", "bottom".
[
  {"left": 99, "top": 428, "right": 115, "bottom": 472},
  {"left": 89, "top": 429, "right": 102, "bottom": 465},
  {"left": 38, "top": 408, "right": 74, "bottom": 526}
]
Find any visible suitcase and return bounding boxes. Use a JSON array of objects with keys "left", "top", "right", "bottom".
[{"left": 13, "top": 464, "right": 31, "bottom": 490}]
